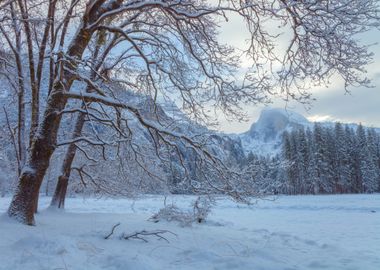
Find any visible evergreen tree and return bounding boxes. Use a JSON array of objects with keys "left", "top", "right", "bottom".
[
  {"left": 334, "top": 123, "right": 351, "bottom": 193},
  {"left": 295, "top": 129, "right": 309, "bottom": 194},
  {"left": 361, "top": 128, "right": 380, "bottom": 192}
]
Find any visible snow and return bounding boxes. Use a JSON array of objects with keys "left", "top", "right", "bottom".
[{"left": 0, "top": 194, "right": 379, "bottom": 270}]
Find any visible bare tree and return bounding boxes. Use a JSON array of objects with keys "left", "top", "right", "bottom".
[
  {"left": 50, "top": 27, "right": 118, "bottom": 208},
  {"left": 0, "top": 2, "right": 27, "bottom": 175},
  {"left": 0, "top": 0, "right": 378, "bottom": 225}
]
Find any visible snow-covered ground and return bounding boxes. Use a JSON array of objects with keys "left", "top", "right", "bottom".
[{"left": 0, "top": 194, "right": 379, "bottom": 270}]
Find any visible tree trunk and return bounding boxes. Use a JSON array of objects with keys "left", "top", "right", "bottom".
[
  {"left": 50, "top": 27, "right": 105, "bottom": 209},
  {"left": 51, "top": 175, "right": 69, "bottom": 209},
  {"left": 11, "top": 1, "right": 26, "bottom": 174},
  {"left": 7, "top": 104, "right": 64, "bottom": 225},
  {"left": 16, "top": 0, "right": 39, "bottom": 144},
  {"left": 18, "top": 85, "right": 26, "bottom": 169},
  {"left": 34, "top": 194, "right": 39, "bottom": 213},
  {"left": 50, "top": 110, "right": 86, "bottom": 209},
  {"left": 7, "top": 26, "right": 94, "bottom": 225}
]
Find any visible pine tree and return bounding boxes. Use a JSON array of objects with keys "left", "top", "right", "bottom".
[
  {"left": 282, "top": 131, "right": 294, "bottom": 194},
  {"left": 334, "top": 123, "right": 351, "bottom": 193},
  {"left": 295, "top": 129, "right": 309, "bottom": 194},
  {"left": 362, "top": 128, "right": 380, "bottom": 192},
  {"left": 313, "top": 123, "right": 330, "bottom": 193},
  {"left": 305, "top": 128, "right": 318, "bottom": 194},
  {"left": 356, "top": 124, "right": 368, "bottom": 192}
]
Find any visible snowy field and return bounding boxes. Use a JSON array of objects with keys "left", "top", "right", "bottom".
[{"left": 0, "top": 194, "right": 379, "bottom": 270}]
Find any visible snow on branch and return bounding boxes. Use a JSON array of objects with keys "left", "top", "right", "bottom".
[{"left": 63, "top": 91, "right": 222, "bottom": 164}]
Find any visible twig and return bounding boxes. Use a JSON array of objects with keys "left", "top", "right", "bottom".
[
  {"left": 3, "top": 106, "right": 20, "bottom": 174},
  {"left": 104, "top": 222, "right": 121, "bottom": 239},
  {"left": 120, "top": 230, "right": 177, "bottom": 243}
]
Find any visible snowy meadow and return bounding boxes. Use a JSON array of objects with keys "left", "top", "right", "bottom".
[
  {"left": 2, "top": 1, "right": 380, "bottom": 269},
  {"left": 1, "top": 194, "right": 379, "bottom": 270}
]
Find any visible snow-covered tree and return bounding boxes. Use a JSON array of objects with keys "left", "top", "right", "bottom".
[{"left": 1, "top": 0, "right": 379, "bottom": 225}]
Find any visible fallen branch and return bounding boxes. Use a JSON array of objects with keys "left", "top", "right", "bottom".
[
  {"left": 104, "top": 222, "right": 121, "bottom": 239},
  {"left": 120, "top": 229, "right": 177, "bottom": 243}
]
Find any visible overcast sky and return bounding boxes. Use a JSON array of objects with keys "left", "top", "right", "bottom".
[{"left": 215, "top": 12, "right": 380, "bottom": 134}]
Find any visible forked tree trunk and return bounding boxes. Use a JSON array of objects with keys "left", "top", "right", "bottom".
[
  {"left": 7, "top": 26, "right": 94, "bottom": 225},
  {"left": 7, "top": 97, "right": 67, "bottom": 225},
  {"left": 50, "top": 111, "right": 86, "bottom": 208}
]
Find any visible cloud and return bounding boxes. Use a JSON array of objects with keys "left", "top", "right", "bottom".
[
  {"left": 218, "top": 79, "right": 380, "bottom": 133},
  {"left": 307, "top": 115, "right": 336, "bottom": 122},
  {"left": 214, "top": 10, "right": 380, "bottom": 133},
  {"left": 306, "top": 84, "right": 380, "bottom": 127}
]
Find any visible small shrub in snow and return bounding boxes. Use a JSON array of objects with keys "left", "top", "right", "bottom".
[
  {"left": 150, "top": 196, "right": 215, "bottom": 226},
  {"left": 150, "top": 204, "right": 193, "bottom": 226},
  {"left": 192, "top": 196, "right": 215, "bottom": 223}
]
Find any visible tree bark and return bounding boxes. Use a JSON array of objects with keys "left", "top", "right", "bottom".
[{"left": 7, "top": 26, "right": 94, "bottom": 225}]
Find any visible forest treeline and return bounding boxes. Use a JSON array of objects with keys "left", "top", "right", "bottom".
[{"left": 247, "top": 123, "right": 380, "bottom": 195}]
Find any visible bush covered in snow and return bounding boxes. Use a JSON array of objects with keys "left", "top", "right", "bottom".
[{"left": 150, "top": 196, "right": 215, "bottom": 226}]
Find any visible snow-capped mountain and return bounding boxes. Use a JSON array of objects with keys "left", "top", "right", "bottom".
[{"left": 237, "top": 108, "right": 311, "bottom": 156}]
